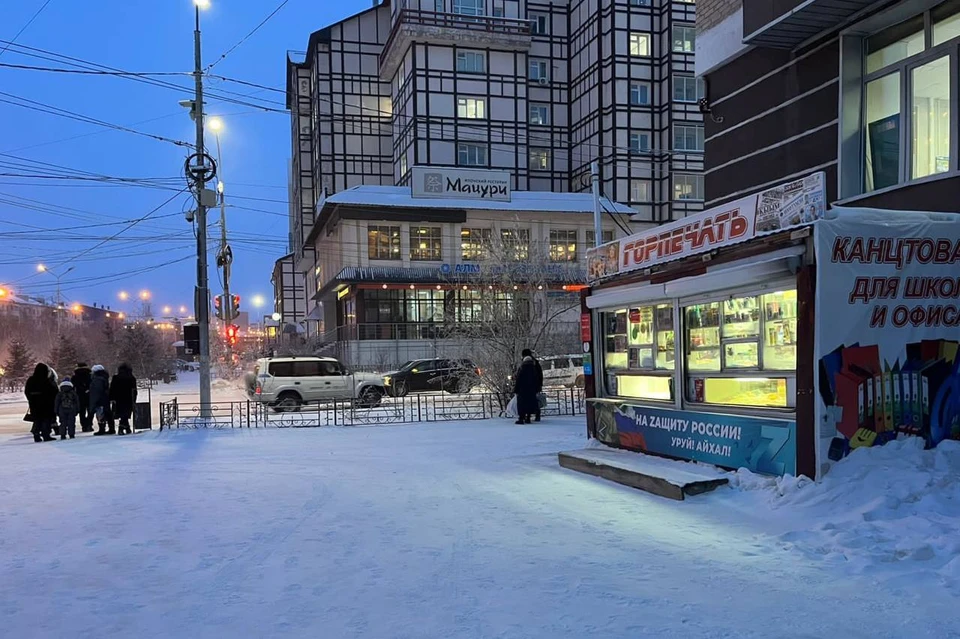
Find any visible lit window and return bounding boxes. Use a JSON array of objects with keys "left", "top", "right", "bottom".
[
  {"left": 672, "top": 25, "right": 695, "bottom": 53},
  {"left": 529, "top": 104, "right": 549, "bottom": 125},
  {"left": 458, "top": 143, "right": 488, "bottom": 166},
  {"left": 601, "top": 305, "right": 675, "bottom": 400},
  {"left": 629, "top": 33, "right": 650, "bottom": 56},
  {"left": 549, "top": 229, "right": 578, "bottom": 262},
  {"left": 456, "top": 51, "right": 486, "bottom": 73},
  {"left": 457, "top": 97, "right": 486, "bottom": 119},
  {"left": 500, "top": 228, "right": 530, "bottom": 260},
  {"left": 673, "top": 173, "right": 703, "bottom": 200},
  {"left": 368, "top": 225, "right": 401, "bottom": 260},
  {"left": 629, "top": 82, "right": 650, "bottom": 106},
  {"left": 410, "top": 227, "right": 443, "bottom": 261},
  {"left": 629, "top": 132, "right": 650, "bottom": 153},
  {"left": 529, "top": 147, "right": 551, "bottom": 171},
  {"left": 586, "top": 230, "right": 615, "bottom": 246},
  {"left": 864, "top": 72, "right": 901, "bottom": 191},
  {"left": 866, "top": 16, "right": 924, "bottom": 74},
  {"left": 529, "top": 59, "right": 548, "bottom": 80},
  {"left": 461, "top": 228, "right": 492, "bottom": 261},
  {"left": 673, "top": 124, "right": 704, "bottom": 151},
  {"left": 911, "top": 57, "right": 950, "bottom": 180},
  {"left": 673, "top": 75, "right": 705, "bottom": 103},
  {"left": 629, "top": 179, "right": 650, "bottom": 202}
]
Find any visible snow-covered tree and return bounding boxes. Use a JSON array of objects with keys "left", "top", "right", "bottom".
[{"left": 2, "top": 337, "right": 34, "bottom": 391}]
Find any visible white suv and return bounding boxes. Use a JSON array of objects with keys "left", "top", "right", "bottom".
[
  {"left": 248, "top": 357, "right": 386, "bottom": 411},
  {"left": 539, "top": 355, "right": 586, "bottom": 388}
]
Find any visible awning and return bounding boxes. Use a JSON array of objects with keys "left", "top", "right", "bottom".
[{"left": 742, "top": 0, "right": 875, "bottom": 49}]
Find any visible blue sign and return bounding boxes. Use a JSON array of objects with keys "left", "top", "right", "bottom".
[{"left": 592, "top": 401, "right": 797, "bottom": 476}]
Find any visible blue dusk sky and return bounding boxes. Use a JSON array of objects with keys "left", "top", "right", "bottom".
[{"left": 0, "top": 0, "right": 365, "bottom": 318}]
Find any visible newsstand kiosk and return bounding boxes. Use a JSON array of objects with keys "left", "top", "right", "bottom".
[{"left": 582, "top": 172, "right": 960, "bottom": 479}]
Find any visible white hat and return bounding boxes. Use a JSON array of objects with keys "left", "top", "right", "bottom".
[{"left": 91, "top": 364, "right": 105, "bottom": 373}]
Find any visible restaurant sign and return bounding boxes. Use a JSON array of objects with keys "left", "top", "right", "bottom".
[
  {"left": 411, "top": 166, "right": 511, "bottom": 202},
  {"left": 586, "top": 172, "right": 825, "bottom": 282}
]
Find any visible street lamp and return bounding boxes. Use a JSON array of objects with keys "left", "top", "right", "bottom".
[
  {"left": 139, "top": 290, "right": 151, "bottom": 300},
  {"left": 271, "top": 312, "right": 281, "bottom": 322},
  {"left": 180, "top": 305, "right": 188, "bottom": 314},
  {"left": 193, "top": 0, "right": 211, "bottom": 8},
  {"left": 252, "top": 294, "right": 264, "bottom": 308},
  {"left": 37, "top": 264, "right": 75, "bottom": 336},
  {"left": 163, "top": 306, "right": 172, "bottom": 315},
  {"left": 118, "top": 291, "right": 129, "bottom": 301}
]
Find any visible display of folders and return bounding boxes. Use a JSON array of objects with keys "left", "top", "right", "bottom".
[
  {"left": 920, "top": 359, "right": 952, "bottom": 436},
  {"left": 899, "top": 359, "right": 920, "bottom": 434},
  {"left": 940, "top": 340, "right": 958, "bottom": 364},
  {"left": 891, "top": 361, "right": 902, "bottom": 430},
  {"left": 834, "top": 369, "right": 868, "bottom": 439},
  {"left": 819, "top": 343, "right": 847, "bottom": 407},
  {"left": 848, "top": 364, "right": 876, "bottom": 429}
]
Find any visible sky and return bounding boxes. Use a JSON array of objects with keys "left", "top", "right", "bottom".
[{"left": 0, "top": 0, "right": 363, "bottom": 320}]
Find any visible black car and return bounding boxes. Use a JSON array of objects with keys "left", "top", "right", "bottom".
[{"left": 383, "top": 359, "right": 479, "bottom": 396}]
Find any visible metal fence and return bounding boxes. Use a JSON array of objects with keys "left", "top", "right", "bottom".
[{"left": 159, "top": 388, "right": 585, "bottom": 429}]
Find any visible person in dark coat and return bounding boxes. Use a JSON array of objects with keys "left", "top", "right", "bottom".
[
  {"left": 90, "top": 364, "right": 114, "bottom": 436},
  {"left": 25, "top": 363, "right": 59, "bottom": 442},
  {"left": 521, "top": 348, "right": 544, "bottom": 422},
  {"left": 54, "top": 378, "right": 80, "bottom": 440},
  {"left": 73, "top": 363, "right": 93, "bottom": 432},
  {"left": 513, "top": 354, "right": 540, "bottom": 425},
  {"left": 109, "top": 363, "right": 137, "bottom": 436}
]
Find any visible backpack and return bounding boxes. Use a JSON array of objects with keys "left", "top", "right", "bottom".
[{"left": 60, "top": 389, "right": 78, "bottom": 414}]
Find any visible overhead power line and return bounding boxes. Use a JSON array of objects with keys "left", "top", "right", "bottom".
[
  {"left": 205, "top": 0, "right": 292, "bottom": 71},
  {"left": 0, "top": 0, "right": 54, "bottom": 59}
]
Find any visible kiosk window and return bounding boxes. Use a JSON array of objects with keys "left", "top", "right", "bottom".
[
  {"left": 683, "top": 290, "right": 797, "bottom": 409},
  {"left": 601, "top": 304, "right": 676, "bottom": 401}
]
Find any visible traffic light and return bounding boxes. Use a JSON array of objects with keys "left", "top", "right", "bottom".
[
  {"left": 225, "top": 324, "right": 239, "bottom": 346},
  {"left": 230, "top": 294, "right": 240, "bottom": 321},
  {"left": 214, "top": 294, "right": 223, "bottom": 320}
]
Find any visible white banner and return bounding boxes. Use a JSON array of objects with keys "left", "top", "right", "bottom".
[
  {"left": 586, "top": 172, "right": 825, "bottom": 282},
  {"left": 410, "top": 166, "right": 511, "bottom": 202},
  {"left": 814, "top": 207, "right": 960, "bottom": 467}
]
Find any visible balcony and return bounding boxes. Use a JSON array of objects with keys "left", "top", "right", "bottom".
[
  {"left": 742, "top": 0, "right": 875, "bottom": 49},
  {"left": 379, "top": 8, "right": 532, "bottom": 79}
]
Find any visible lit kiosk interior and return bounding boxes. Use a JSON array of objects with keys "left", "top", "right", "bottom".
[{"left": 584, "top": 173, "right": 826, "bottom": 478}]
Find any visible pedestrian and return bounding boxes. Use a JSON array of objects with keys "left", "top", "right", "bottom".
[
  {"left": 90, "top": 364, "right": 114, "bottom": 436},
  {"left": 513, "top": 351, "right": 540, "bottom": 425},
  {"left": 47, "top": 366, "right": 60, "bottom": 437},
  {"left": 522, "top": 348, "right": 544, "bottom": 422},
  {"left": 24, "top": 363, "right": 58, "bottom": 442},
  {"left": 109, "top": 363, "right": 137, "bottom": 436},
  {"left": 54, "top": 377, "right": 80, "bottom": 440},
  {"left": 73, "top": 362, "right": 93, "bottom": 432}
]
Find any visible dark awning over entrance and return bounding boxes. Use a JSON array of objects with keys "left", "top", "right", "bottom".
[{"left": 742, "top": 0, "right": 875, "bottom": 49}]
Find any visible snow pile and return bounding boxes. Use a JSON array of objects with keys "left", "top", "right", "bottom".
[{"left": 731, "top": 437, "right": 960, "bottom": 593}]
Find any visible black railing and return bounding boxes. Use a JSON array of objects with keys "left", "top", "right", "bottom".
[{"left": 159, "top": 388, "right": 585, "bottom": 430}]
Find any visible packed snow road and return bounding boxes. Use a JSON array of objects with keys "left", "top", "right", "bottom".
[{"left": 0, "top": 417, "right": 957, "bottom": 638}]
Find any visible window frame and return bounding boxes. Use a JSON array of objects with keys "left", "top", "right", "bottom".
[
  {"left": 452, "top": 0, "right": 484, "bottom": 17},
  {"left": 586, "top": 229, "right": 615, "bottom": 247},
  {"left": 673, "top": 123, "right": 705, "bottom": 152},
  {"left": 629, "top": 32, "right": 651, "bottom": 57},
  {"left": 672, "top": 24, "right": 696, "bottom": 53},
  {"left": 629, "top": 178, "right": 651, "bottom": 202},
  {"left": 530, "top": 13, "right": 549, "bottom": 35},
  {"left": 529, "top": 103, "right": 549, "bottom": 125},
  {"left": 629, "top": 131, "right": 650, "bottom": 153},
  {"left": 672, "top": 173, "right": 704, "bottom": 201},
  {"left": 409, "top": 226, "right": 443, "bottom": 262},
  {"left": 528, "top": 147, "right": 551, "bottom": 171},
  {"left": 673, "top": 74, "right": 705, "bottom": 103},
  {"left": 460, "top": 227, "right": 492, "bottom": 261},
  {"left": 456, "top": 96, "right": 487, "bottom": 119},
  {"left": 456, "top": 50, "right": 486, "bottom": 74},
  {"left": 629, "top": 81, "right": 651, "bottom": 106},
  {"left": 367, "top": 224, "right": 402, "bottom": 261},
  {"left": 528, "top": 59, "right": 548, "bottom": 80},
  {"left": 457, "top": 142, "right": 488, "bottom": 166},
  {"left": 548, "top": 229, "right": 578, "bottom": 262}
]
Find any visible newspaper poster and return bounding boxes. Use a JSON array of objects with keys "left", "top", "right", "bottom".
[{"left": 755, "top": 172, "right": 825, "bottom": 232}]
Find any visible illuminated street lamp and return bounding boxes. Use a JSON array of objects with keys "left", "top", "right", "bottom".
[
  {"left": 139, "top": 290, "right": 151, "bottom": 301},
  {"left": 251, "top": 294, "right": 265, "bottom": 308},
  {"left": 119, "top": 291, "right": 129, "bottom": 301},
  {"left": 163, "top": 306, "right": 172, "bottom": 315}
]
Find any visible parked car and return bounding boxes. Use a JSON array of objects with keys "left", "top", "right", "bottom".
[
  {"left": 247, "top": 356, "right": 386, "bottom": 411},
  {"left": 383, "top": 358, "right": 480, "bottom": 397},
  {"left": 175, "top": 359, "right": 200, "bottom": 372},
  {"left": 539, "top": 354, "right": 586, "bottom": 388}
]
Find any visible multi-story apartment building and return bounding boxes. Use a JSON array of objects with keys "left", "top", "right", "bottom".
[
  {"left": 283, "top": 0, "right": 703, "bottom": 364},
  {"left": 697, "top": 0, "right": 960, "bottom": 213}
]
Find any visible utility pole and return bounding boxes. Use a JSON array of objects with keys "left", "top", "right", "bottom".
[
  {"left": 218, "top": 179, "right": 234, "bottom": 362},
  {"left": 192, "top": 4, "right": 213, "bottom": 414},
  {"left": 591, "top": 161, "right": 603, "bottom": 247}
]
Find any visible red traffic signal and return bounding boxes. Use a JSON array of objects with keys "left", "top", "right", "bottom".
[
  {"left": 225, "top": 324, "right": 239, "bottom": 346},
  {"left": 213, "top": 294, "right": 223, "bottom": 320}
]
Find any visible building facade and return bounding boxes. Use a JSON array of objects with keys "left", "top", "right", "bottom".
[
  {"left": 283, "top": 0, "right": 706, "bottom": 351},
  {"left": 697, "top": 0, "right": 960, "bottom": 213}
]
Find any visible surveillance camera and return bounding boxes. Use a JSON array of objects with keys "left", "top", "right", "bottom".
[
  {"left": 185, "top": 209, "right": 196, "bottom": 223},
  {"left": 179, "top": 99, "right": 195, "bottom": 109}
]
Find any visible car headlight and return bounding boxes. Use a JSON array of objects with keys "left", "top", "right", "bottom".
[{"left": 384, "top": 376, "right": 391, "bottom": 385}]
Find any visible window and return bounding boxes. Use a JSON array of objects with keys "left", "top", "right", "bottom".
[
  {"left": 399, "top": 153, "right": 407, "bottom": 177},
  {"left": 673, "top": 124, "right": 704, "bottom": 151},
  {"left": 629, "top": 179, "right": 650, "bottom": 202},
  {"left": 453, "top": 0, "right": 484, "bottom": 17},
  {"left": 529, "top": 147, "right": 551, "bottom": 171},
  {"left": 630, "top": 0, "right": 651, "bottom": 5},
  {"left": 673, "top": 75, "right": 705, "bottom": 103},
  {"left": 529, "top": 104, "right": 549, "bottom": 125},
  {"left": 673, "top": 25, "right": 695, "bottom": 53},
  {"left": 410, "top": 227, "right": 442, "bottom": 261},
  {"left": 673, "top": 173, "right": 704, "bottom": 200},
  {"left": 529, "top": 59, "right": 548, "bottom": 80},
  {"left": 293, "top": 361, "right": 324, "bottom": 377},
  {"left": 911, "top": 57, "right": 950, "bottom": 180},
  {"left": 456, "top": 51, "right": 486, "bottom": 73},
  {"left": 501, "top": 228, "right": 530, "bottom": 260},
  {"left": 629, "top": 82, "right": 650, "bottom": 106},
  {"left": 549, "top": 229, "right": 577, "bottom": 262},
  {"left": 530, "top": 13, "right": 548, "bottom": 34},
  {"left": 368, "top": 225, "right": 401, "bottom": 260},
  {"left": 493, "top": 6, "right": 504, "bottom": 17},
  {"left": 681, "top": 292, "right": 797, "bottom": 408},
  {"left": 629, "top": 33, "right": 650, "bottom": 56},
  {"left": 460, "top": 228, "right": 492, "bottom": 261},
  {"left": 458, "top": 142, "right": 487, "bottom": 166},
  {"left": 866, "top": 16, "right": 923, "bottom": 74},
  {"left": 629, "top": 132, "right": 650, "bottom": 153},
  {"left": 586, "top": 230, "right": 615, "bottom": 246},
  {"left": 435, "top": 0, "right": 444, "bottom": 11},
  {"left": 865, "top": 72, "right": 901, "bottom": 191},
  {"left": 457, "top": 97, "right": 486, "bottom": 119},
  {"left": 601, "top": 305, "right": 675, "bottom": 401}
]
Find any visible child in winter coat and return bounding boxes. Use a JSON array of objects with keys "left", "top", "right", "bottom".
[{"left": 54, "top": 378, "right": 80, "bottom": 440}]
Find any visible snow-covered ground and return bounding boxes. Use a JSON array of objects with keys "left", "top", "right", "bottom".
[{"left": 1, "top": 417, "right": 958, "bottom": 638}]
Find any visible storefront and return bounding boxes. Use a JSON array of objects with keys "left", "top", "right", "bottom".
[{"left": 584, "top": 174, "right": 960, "bottom": 478}]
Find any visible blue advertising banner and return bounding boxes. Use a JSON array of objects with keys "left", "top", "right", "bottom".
[{"left": 591, "top": 401, "right": 797, "bottom": 476}]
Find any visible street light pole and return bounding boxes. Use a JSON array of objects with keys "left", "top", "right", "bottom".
[
  {"left": 213, "top": 129, "right": 234, "bottom": 362},
  {"left": 192, "top": 3, "right": 213, "bottom": 414}
]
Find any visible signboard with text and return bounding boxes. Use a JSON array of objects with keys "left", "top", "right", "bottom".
[
  {"left": 591, "top": 401, "right": 797, "bottom": 476},
  {"left": 411, "top": 166, "right": 511, "bottom": 202},
  {"left": 586, "top": 172, "right": 825, "bottom": 283}
]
